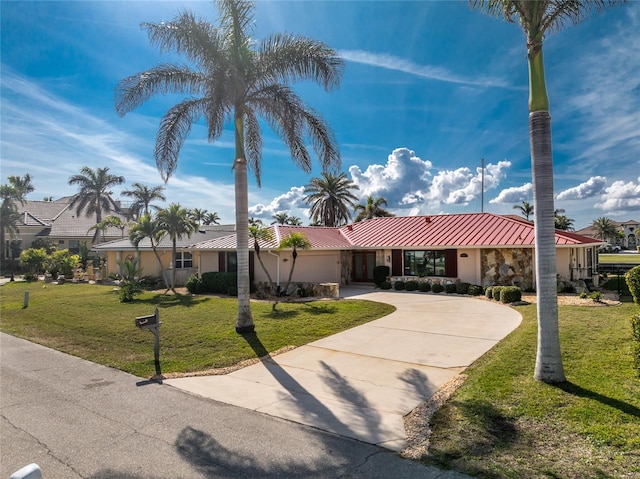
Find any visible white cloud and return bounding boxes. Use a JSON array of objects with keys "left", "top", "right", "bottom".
[
  {"left": 595, "top": 177, "right": 640, "bottom": 211},
  {"left": 556, "top": 176, "right": 607, "bottom": 200},
  {"left": 349, "top": 147, "right": 433, "bottom": 201},
  {"left": 490, "top": 183, "right": 533, "bottom": 204},
  {"left": 248, "top": 186, "right": 307, "bottom": 219},
  {"left": 338, "top": 50, "right": 512, "bottom": 89}
]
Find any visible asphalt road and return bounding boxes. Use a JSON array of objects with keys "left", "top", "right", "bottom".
[{"left": 1, "top": 333, "right": 467, "bottom": 479}]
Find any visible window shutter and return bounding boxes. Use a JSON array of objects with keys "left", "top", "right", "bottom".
[
  {"left": 391, "top": 249, "right": 403, "bottom": 276},
  {"left": 218, "top": 251, "right": 226, "bottom": 272},
  {"left": 445, "top": 249, "right": 458, "bottom": 277}
]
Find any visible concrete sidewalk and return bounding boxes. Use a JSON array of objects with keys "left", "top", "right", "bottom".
[{"left": 167, "top": 287, "right": 522, "bottom": 451}]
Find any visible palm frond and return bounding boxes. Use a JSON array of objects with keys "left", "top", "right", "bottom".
[{"left": 155, "top": 98, "right": 208, "bottom": 181}]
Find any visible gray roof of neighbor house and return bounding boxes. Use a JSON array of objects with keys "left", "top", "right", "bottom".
[
  {"left": 16, "top": 197, "right": 130, "bottom": 240},
  {"left": 92, "top": 225, "right": 237, "bottom": 251}
]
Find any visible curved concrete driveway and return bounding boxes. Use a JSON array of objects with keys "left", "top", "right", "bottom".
[{"left": 167, "top": 287, "right": 522, "bottom": 451}]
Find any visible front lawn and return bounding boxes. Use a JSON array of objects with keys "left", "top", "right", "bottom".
[
  {"left": 0, "top": 282, "right": 394, "bottom": 377},
  {"left": 423, "top": 302, "right": 640, "bottom": 478},
  {"left": 598, "top": 253, "right": 640, "bottom": 264}
]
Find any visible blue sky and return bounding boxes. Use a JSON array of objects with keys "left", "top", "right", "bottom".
[{"left": 1, "top": 1, "right": 638, "bottom": 230}]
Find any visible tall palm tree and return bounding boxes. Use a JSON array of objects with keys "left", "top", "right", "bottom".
[
  {"left": 204, "top": 212, "right": 221, "bottom": 225},
  {"left": 121, "top": 183, "right": 166, "bottom": 219},
  {"left": 513, "top": 200, "right": 534, "bottom": 221},
  {"left": 249, "top": 223, "right": 275, "bottom": 293},
  {"left": 156, "top": 203, "right": 198, "bottom": 293},
  {"left": 129, "top": 213, "right": 168, "bottom": 288},
  {"left": 271, "top": 212, "right": 291, "bottom": 225},
  {"left": 304, "top": 172, "right": 359, "bottom": 227},
  {"left": 189, "top": 208, "right": 209, "bottom": 226},
  {"left": 471, "top": 0, "right": 624, "bottom": 383},
  {"left": 68, "top": 166, "right": 125, "bottom": 243},
  {"left": 353, "top": 195, "right": 394, "bottom": 222},
  {"left": 87, "top": 215, "right": 128, "bottom": 239},
  {"left": 279, "top": 232, "right": 311, "bottom": 293},
  {"left": 0, "top": 174, "right": 34, "bottom": 262},
  {"left": 592, "top": 216, "right": 618, "bottom": 241},
  {"left": 115, "top": 0, "right": 343, "bottom": 333}
]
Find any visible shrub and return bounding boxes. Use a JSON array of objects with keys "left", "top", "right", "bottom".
[
  {"left": 19, "top": 248, "right": 48, "bottom": 275},
  {"left": 431, "top": 283, "right": 444, "bottom": 293},
  {"left": 380, "top": 281, "right": 392, "bottom": 290},
  {"left": 625, "top": 265, "right": 640, "bottom": 306},
  {"left": 456, "top": 282, "right": 471, "bottom": 295},
  {"left": 590, "top": 291, "right": 602, "bottom": 302},
  {"left": 492, "top": 286, "right": 504, "bottom": 301},
  {"left": 500, "top": 286, "right": 522, "bottom": 303},
  {"left": 47, "top": 249, "right": 80, "bottom": 278},
  {"left": 418, "top": 282, "right": 431, "bottom": 292},
  {"left": 373, "top": 265, "right": 390, "bottom": 287},
  {"left": 405, "top": 280, "right": 419, "bottom": 291},
  {"left": 201, "top": 272, "right": 238, "bottom": 296},
  {"left": 579, "top": 291, "right": 588, "bottom": 299},
  {"left": 119, "top": 282, "right": 142, "bottom": 302},
  {"left": 394, "top": 280, "right": 405, "bottom": 291},
  {"left": 185, "top": 274, "right": 203, "bottom": 294},
  {"left": 632, "top": 314, "right": 640, "bottom": 374},
  {"left": 445, "top": 283, "right": 457, "bottom": 294},
  {"left": 485, "top": 286, "right": 494, "bottom": 300},
  {"left": 468, "top": 285, "right": 483, "bottom": 296}
]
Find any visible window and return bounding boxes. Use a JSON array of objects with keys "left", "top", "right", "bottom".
[
  {"left": 404, "top": 250, "right": 446, "bottom": 277},
  {"left": 68, "top": 240, "right": 80, "bottom": 254},
  {"left": 175, "top": 251, "right": 193, "bottom": 269},
  {"left": 226, "top": 252, "right": 237, "bottom": 272}
]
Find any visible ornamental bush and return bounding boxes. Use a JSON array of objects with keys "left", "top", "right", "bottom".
[
  {"left": 394, "top": 280, "right": 405, "bottom": 291},
  {"left": 492, "top": 286, "right": 504, "bottom": 301},
  {"left": 373, "top": 265, "right": 390, "bottom": 286},
  {"left": 485, "top": 286, "right": 494, "bottom": 299},
  {"left": 201, "top": 272, "right": 238, "bottom": 296},
  {"left": 419, "top": 282, "right": 431, "bottom": 292},
  {"left": 431, "top": 283, "right": 444, "bottom": 293},
  {"left": 500, "top": 286, "right": 522, "bottom": 303},
  {"left": 456, "top": 282, "right": 471, "bottom": 295},
  {"left": 185, "top": 274, "right": 204, "bottom": 294},
  {"left": 380, "top": 281, "right": 392, "bottom": 290},
  {"left": 445, "top": 283, "right": 457, "bottom": 294},
  {"left": 625, "top": 265, "right": 640, "bottom": 306},
  {"left": 468, "top": 284, "right": 483, "bottom": 296},
  {"left": 405, "top": 280, "right": 419, "bottom": 291}
]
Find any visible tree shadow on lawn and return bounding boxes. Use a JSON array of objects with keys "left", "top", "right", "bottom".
[
  {"left": 137, "top": 293, "right": 211, "bottom": 308},
  {"left": 553, "top": 381, "right": 640, "bottom": 419}
]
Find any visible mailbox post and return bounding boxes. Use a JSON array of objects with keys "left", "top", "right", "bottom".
[{"left": 135, "top": 308, "right": 163, "bottom": 382}]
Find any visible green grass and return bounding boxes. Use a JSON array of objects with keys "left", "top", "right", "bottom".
[
  {"left": 598, "top": 253, "right": 640, "bottom": 264},
  {"left": 0, "top": 282, "right": 394, "bottom": 377},
  {"left": 423, "top": 302, "right": 640, "bottom": 478}
]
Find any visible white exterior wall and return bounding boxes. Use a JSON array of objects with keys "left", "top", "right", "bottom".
[
  {"left": 262, "top": 250, "right": 341, "bottom": 284},
  {"left": 457, "top": 248, "right": 481, "bottom": 285},
  {"left": 556, "top": 248, "right": 571, "bottom": 279},
  {"left": 196, "top": 251, "right": 220, "bottom": 274}
]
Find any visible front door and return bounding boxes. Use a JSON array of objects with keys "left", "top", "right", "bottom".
[{"left": 353, "top": 251, "right": 376, "bottom": 282}]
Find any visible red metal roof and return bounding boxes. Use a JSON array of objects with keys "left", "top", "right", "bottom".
[{"left": 192, "top": 213, "right": 602, "bottom": 250}]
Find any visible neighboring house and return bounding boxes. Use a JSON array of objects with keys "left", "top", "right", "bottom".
[
  {"left": 576, "top": 219, "right": 639, "bottom": 250},
  {"left": 191, "top": 213, "right": 604, "bottom": 290},
  {"left": 93, "top": 225, "right": 237, "bottom": 285},
  {"left": 4, "top": 197, "right": 129, "bottom": 262}
]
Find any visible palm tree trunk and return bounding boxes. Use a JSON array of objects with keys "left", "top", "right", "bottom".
[
  {"left": 235, "top": 158, "right": 254, "bottom": 332},
  {"left": 530, "top": 112, "right": 566, "bottom": 383}
]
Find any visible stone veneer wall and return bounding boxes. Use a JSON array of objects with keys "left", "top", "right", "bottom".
[{"left": 481, "top": 248, "right": 534, "bottom": 290}]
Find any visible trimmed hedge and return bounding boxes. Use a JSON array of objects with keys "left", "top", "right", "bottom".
[
  {"left": 405, "top": 280, "right": 419, "bottom": 291},
  {"left": 626, "top": 265, "right": 640, "bottom": 306},
  {"left": 444, "top": 283, "right": 457, "bottom": 294},
  {"left": 468, "top": 284, "right": 483, "bottom": 296},
  {"left": 394, "top": 280, "right": 406, "bottom": 291},
  {"left": 492, "top": 286, "right": 504, "bottom": 301},
  {"left": 380, "top": 281, "right": 392, "bottom": 290},
  {"left": 419, "top": 282, "right": 431, "bottom": 292},
  {"left": 500, "top": 286, "right": 522, "bottom": 303},
  {"left": 373, "top": 265, "right": 390, "bottom": 286},
  {"left": 485, "top": 286, "right": 494, "bottom": 299},
  {"left": 186, "top": 272, "right": 238, "bottom": 296},
  {"left": 456, "top": 282, "right": 471, "bottom": 295},
  {"left": 431, "top": 283, "right": 444, "bottom": 293}
]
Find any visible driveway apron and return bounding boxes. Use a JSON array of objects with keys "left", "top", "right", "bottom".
[{"left": 166, "top": 287, "right": 522, "bottom": 451}]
